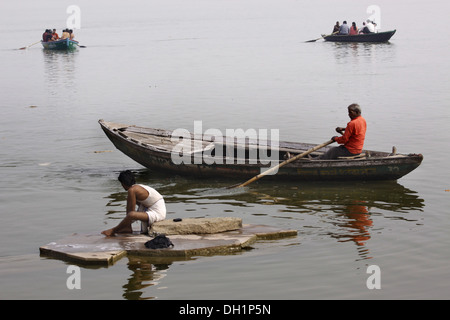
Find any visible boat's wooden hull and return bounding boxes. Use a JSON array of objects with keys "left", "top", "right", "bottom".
[
  {"left": 41, "top": 38, "right": 78, "bottom": 50},
  {"left": 323, "top": 30, "right": 396, "bottom": 43},
  {"left": 99, "top": 120, "right": 423, "bottom": 181}
]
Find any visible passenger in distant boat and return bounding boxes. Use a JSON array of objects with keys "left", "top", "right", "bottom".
[
  {"left": 42, "top": 29, "right": 53, "bottom": 42},
  {"left": 366, "top": 20, "right": 376, "bottom": 33},
  {"left": 61, "top": 29, "right": 70, "bottom": 40},
  {"left": 318, "top": 103, "right": 367, "bottom": 160},
  {"left": 69, "top": 29, "right": 75, "bottom": 40},
  {"left": 338, "top": 21, "right": 350, "bottom": 35},
  {"left": 349, "top": 22, "right": 358, "bottom": 35},
  {"left": 373, "top": 22, "right": 379, "bottom": 33},
  {"left": 332, "top": 21, "right": 340, "bottom": 34},
  {"left": 358, "top": 22, "right": 366, "bottom": 34},
  {"left": 52, "top": 29, "right": 59, "bottom": 40},
  {"left": 361, "top": 20, "right": 375, "bottom": 34}
]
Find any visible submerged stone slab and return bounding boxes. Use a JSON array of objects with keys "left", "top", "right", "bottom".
[
  {"left": 151, "top": 217, "right": 242, "bottom": 235},
  {"left": 128, "top": 231, "right": 257, "bottom": 258},
  {"left": 39, "top": 220, "right": 297, "bottom": 266},
  {"left": 39, "top": 233, "right": 135, "bottom": 266}
]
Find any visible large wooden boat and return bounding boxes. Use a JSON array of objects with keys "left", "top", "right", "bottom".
[
  {"left": 99, "top": 120, "right": 423, "bottom": 181},
  {"left": 323, "top": 30, "right": 396, "bottom": 43},
  {"left": 41, "top": 38, "right": 79, "bottom": 50}
]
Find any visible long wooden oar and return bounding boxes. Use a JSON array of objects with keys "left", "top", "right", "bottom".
[
  {"left": 19, "top": 40, "right": 41, "bottom": 50},
  {"left": 305, "top": 31, "right": 338, "bottom": 43},
  {"left": 230, "top": 139, "right": 334, "bottom": 188}
]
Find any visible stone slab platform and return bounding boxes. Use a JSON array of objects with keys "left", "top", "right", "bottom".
[
  {"left": 39, "top": 223, "right": 297, "bottom": 266},
  {"left": 151, "top": 217, "right": 243, "bottom": 235}
]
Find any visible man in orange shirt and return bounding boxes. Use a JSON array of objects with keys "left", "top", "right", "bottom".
[
  {"left": 319, "top": 103, "right": 367, "bottom": 159},
  {"left": 52, "top": 29, "right": 59, "bottom": 40}
]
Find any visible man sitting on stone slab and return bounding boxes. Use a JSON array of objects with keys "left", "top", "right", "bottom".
[{"left": 102, "top": 170, "right": 166, "bottom": 237}]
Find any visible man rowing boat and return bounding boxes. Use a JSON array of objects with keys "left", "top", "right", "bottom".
[{"left": 319, "top": 103, "right": 367, "bottom": 159}]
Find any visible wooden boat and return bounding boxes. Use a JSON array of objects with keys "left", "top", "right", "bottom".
[
  {"left": 41, "top": 38, "right": 79, "bottom": 50},
  {"left": 99, "top": 119, "right": 423, "bottom": 181},
  {"left": 323, "top": 30, "right": 396, "bottom": 43}
]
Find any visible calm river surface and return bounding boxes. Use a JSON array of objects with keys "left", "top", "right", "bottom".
[{"left": 1, "top": 0, "right": 449, "bottom": 300}]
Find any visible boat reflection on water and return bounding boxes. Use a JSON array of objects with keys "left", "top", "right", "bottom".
[
  {"left": 329, "top": 200, "right": 373, "bottom": 260},
  {"left": 42, "top": 49, "right": 78, "bottom": 96}
]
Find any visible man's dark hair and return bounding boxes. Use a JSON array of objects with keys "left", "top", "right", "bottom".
[{"left": 118, "top": 170, "right": 136, "bottom": 187}]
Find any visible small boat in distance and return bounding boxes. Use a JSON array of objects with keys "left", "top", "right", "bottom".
[
  {"left": 323, "top": 30, "right": 396, "bottom": 43},
  {"left": 98, "top": 120, "right": 423, "bottom": 182},
  {"left": 41, "top": 38, "right": 79, "bottom": 50}
]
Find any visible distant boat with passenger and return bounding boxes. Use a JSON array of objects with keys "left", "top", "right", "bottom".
[
  {"left": 41, "top": 28, "right": 79, "bottom": 50},
  {"left": 322, "top": 30, "right": 396, "bottom": 43}
]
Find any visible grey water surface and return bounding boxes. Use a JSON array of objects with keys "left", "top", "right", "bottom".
[{"left": 0, "top": 0, "right": 449, "bottom": 299}]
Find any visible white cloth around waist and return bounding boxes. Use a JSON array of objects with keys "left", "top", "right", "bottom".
[{"left": 138, "top": 198, "right": 166, "bottom": 224}]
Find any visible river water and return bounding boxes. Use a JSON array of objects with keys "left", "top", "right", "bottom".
[{"left": 1, "top": 0, "right": 449, "bottom": 300}]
